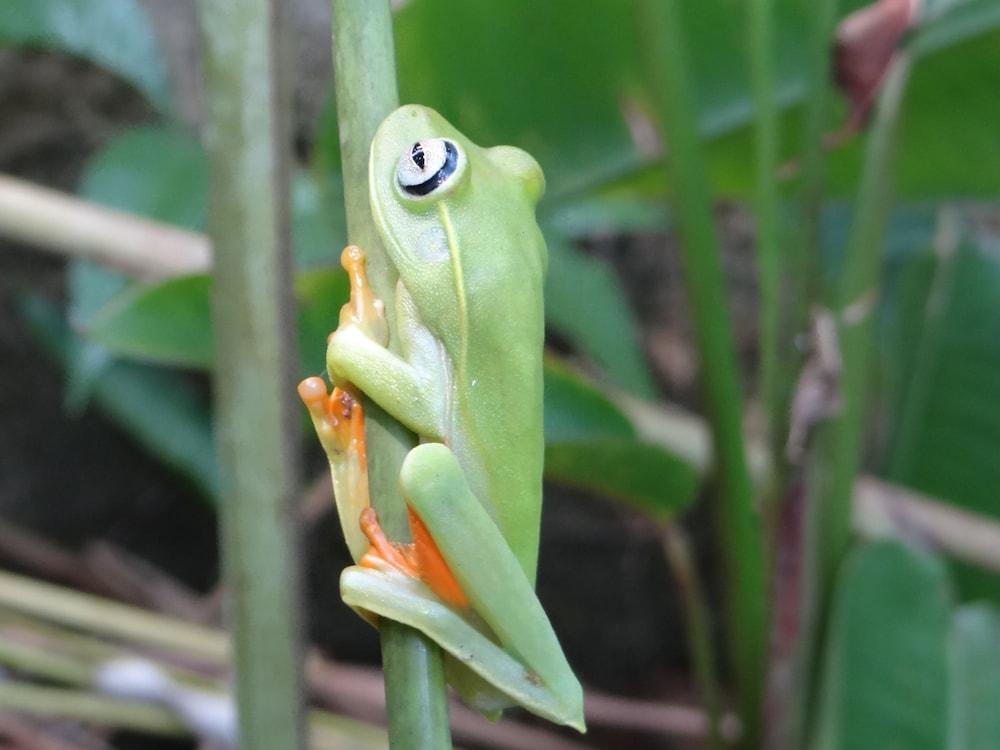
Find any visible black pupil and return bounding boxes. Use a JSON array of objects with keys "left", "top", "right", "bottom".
[{"left": 411, "top": 143, "right": 425, "bottom": 170}]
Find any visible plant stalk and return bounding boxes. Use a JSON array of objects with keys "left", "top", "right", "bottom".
[
  {"left": 330, "top": 2, "right": 451, "bottom": 747},
  {"left": 810, "top": 53, "right": 913, "bottom": 602},
  {"left": 636, "top": 1, "right": 767, "bottom": 744},
  {"left": 798, "top": 52, "right": 913, "bottom": 749},
  {"left": 748, "top": 0, "right": 782, "bottom": 455},
  {"left": 661, "top": 524, "right": 724, "bottom": 748},
  {"left": 200, "top": 0, "right": 305, "bottom": 747},
  {"left": 767, "top": 2, "right": 839, "bottom": 747}
]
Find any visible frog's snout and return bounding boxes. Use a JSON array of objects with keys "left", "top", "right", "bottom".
[{"left": 487, "top": 145, "right": 545, "bottom": 205}]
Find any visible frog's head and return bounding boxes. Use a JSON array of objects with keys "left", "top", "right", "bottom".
[{"left": 369, "top": 105, "right": 547, "bottom": 348}]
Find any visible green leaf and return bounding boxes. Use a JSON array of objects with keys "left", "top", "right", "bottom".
[
  {"left": 542, "top": 362, "right": 697, "bottom": 518},
  {"left": 912, "top": 0, "right": 1000, "bottom": 56},
  {"left": 814, "top": 541, "right": 951, "bottom": 750},
  {"left": 545, "top": 439, "right": 697, "bottom": 520},
  {"left": 880, "top": 214, "right": 1000, "bottom": 600},
  {"left": 543, "top": 230, "right": 657, "bottom": 398},
  {"left": 393, "top": 0, "right": 644, "bottom": 201},
  {"left": 948, "top": 604, "right": 1000, "bottom": 750},
  {"left": 542, "top": 360, "right": 635, "bottom": 442},
  {"left": 295, "top": 269, "right": 350, "bottom": 377},
  {"left": 825, "top": 29, "right": 1000, "bottom": 199},
  {"left": 79, "top": 127, "right": 208, "bottom": 226},
  {"left": 85, "top": 275, "right": 214, "bottom": 369},
  {"left": 67, "top": 126, "right": 208, "bottom": 401},
  {"left": 292, "top": 171, "right": 347, "bottom": 270},
  {"left": 0, "top": 0, "right": 171, "bottom": 111},
  {"left": 20, "top": 294, "right": 219, "bottom": 503},
  {"left": 83, "top": 268, "right": 349, "bottom": 377}
]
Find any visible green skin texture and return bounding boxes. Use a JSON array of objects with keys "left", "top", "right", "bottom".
[{"left": 326, "top": 105, "right": 584, "bottom": 730}]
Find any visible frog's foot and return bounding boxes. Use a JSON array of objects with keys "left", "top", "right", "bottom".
[
  {"left": 358, "top": 507, "right": 419, "bottom": 576},
  {"left": 358, "top": 507, "right": 469, "bottom": 609},
  {"left": 297, "top": 377, "right": 366, "bottom": 466},
  {"left": 338, "top": 245, "right": 388, "bottom": 346}
]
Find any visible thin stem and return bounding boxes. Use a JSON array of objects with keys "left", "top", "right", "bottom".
[
  {"left": 767, "top": 2, "right": 839, "bottom": 747},
  {"left": 0, "top": 683, "right": 188, "bottom": 737},
  {"left": 778, "top": 0, "right": 841, "bottom": 451},
  {"left": 200, "top": 0, "right": 305, "bottom": 747},
  {"left": 330, "top": 2, "right": 451, "bottom": 747},
  {"left": 661, "top": 524, "right": 724, "bottom": 749},
  {"left": 0, "top": 570, "right": 228, "bottom": 661},
  {"left": 636, "top": 2, "right": 767, "bottom": 744},
  {"left": 748, "top": 0, "right": 782, "bottom": 451},
  {"left": 798, "top": 53, "right": 913, "bottom": 749},
  {"left": 811, "top": 54, "right": 913, "bottom": 599}
]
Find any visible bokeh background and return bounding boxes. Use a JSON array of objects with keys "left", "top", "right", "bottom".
[{"left": 1, "top": 0, "right": 999, "bottom": 748}]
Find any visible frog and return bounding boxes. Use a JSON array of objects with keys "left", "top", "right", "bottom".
[{"left": 299, "top": 104, "right": 583, "bottom": 731}]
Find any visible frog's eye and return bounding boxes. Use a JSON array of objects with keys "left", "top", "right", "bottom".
[{"left": 397, "top": 138, "right": 459, "bottom": 196}]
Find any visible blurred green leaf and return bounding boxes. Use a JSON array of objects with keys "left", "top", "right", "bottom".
[
  {"left": 543, "top": 230, "right": 657, "bottom": 398},
  {"left": 542, "top": 359, "right": 635, "bottom": 442},
  {"left": 541, "top": 196, "right": 667, "bottom": 238},
  {"left": 295, "top": 269, "right": 350, "bottom": 377},
  {"left": 394, "top": 0, "right": 644, "bottom": 201},
  {"left": 20, "top": 294, "right": 219, "bottom": 503},
  {"left": 85, "top": 274, "right": 213, "bottom": 369},
  {"left": 84, "top": 268, "right": 349, "bottom": 377},
  {"left": 881, "top": 214, "right": 1000, "bottom": 600},
  {"left": 825, "top": 29, "right": 1000, "bottom": 199},
  {"left": 545, "top": 439, "right": 697, "bottom": 520},
  {"left": 814, "top": 541, "right": 951, "bottom": 750},
  {"left": 68, "top": 126, "right": 208, "bottom": 406},
  {"left": 542, "top": 362, "right": 697, "bottom": 518},
  {"left": 292, "top": 170, "right": 347, "bottom": 270},
  {"left": 0, "top": 0, "right": 171, "bottom": 111},
  {"left": 913, "top": 0, "right": 1000, "bottom": 56},
  {"left": 79, "top": 127, "right": 208, "bottom": 226},
  {"left": 948, "top": 604, "right": 1000, "bottom": 750}
]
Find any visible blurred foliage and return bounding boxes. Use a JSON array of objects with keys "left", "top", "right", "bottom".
[
  {"left": 815, "top": 540, "right": 1000, "bottom": 750},
  {"left": 6, "top": 0, "right": 1000, "bottom": 742},
  {"left": 815, "top": 541, "right": 951, "bottom": 750},
  {"left": 0, "top": 0, "right": 171, "bottom": 111}
]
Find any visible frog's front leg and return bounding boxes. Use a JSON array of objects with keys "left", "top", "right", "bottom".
[{"left": 325, "top": 246, "right": 441, "bottom": 438}]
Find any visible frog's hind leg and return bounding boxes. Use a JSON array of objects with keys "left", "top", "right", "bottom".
[{"left": 354, "top": 490, "right": 469, "bottom": 609}]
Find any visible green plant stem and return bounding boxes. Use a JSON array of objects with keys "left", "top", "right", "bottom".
[
  {"left": 768, "top": 2, "right": 840, "bottom": 747},
  {"left": 661, "top": 524, "right": 724, "bottom": 749},
  {"left": 810, "top": 54, "right": 913, "bottom": 601},
  {"left": 798, "top": 53, "right": 913, "bottom": 749},
  {"left": 782, "top": 0, "right": 839, "bottom": 411},
  {"left": 636, "top": 2, "right": 767, "bottom": 744},
  {"left": 330, "top": 2, "right": 451, "bottom": 748},
  {"left": 200, "top": 1, "right": 305, "bottom": 748},
  {"left": 747, "top": 0, "right": 782, "bottom": 459}
]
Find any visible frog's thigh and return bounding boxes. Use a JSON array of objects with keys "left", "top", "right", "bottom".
[
  {"left": 399, "top": 444, "right": 540, "bottom": 640},
  {"left": 401, "top": 444, "right": 579, "bottom": 710}
]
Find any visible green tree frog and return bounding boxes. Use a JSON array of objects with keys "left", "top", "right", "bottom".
[{"left": 299, "top": 105, "right": 584, "bottom": 731}]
